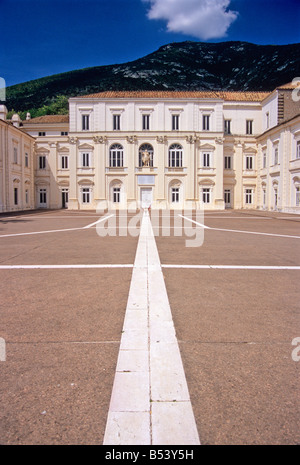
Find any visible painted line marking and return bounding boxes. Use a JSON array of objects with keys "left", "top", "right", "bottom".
[
  {"left": 0, "top": 214, "right": 115, "bottom": 238},
  {"left": 83, "top": 214, "right": 115, "bottom": 229},
  {"left": 103, "top": 210, "right": 200, "bottom": 445},
  {"left": 178, "top": 214, "right": 210, "bottom": 229},
  {"left": 162, "top": 265, "right": 300, "bottom": 270},
  {"left": 179, "top": 215, "right": 300, "bottom": 239},
  {"left": 0, "top": 264, "right": 133, "bottom": 270}
]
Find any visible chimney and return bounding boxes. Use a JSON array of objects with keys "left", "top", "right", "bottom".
[
  {"left": 11, "top": 113, "right": 21, "bottom": 128},
  {"left": 0, "top": 104, "right": 8, "bottom": 121},
  {"left": 26, "top": 112, "right": 31, "bottom": 120}
]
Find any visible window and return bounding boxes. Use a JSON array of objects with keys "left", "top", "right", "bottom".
[
  {"left": 274, "top": 187, "right": 278, "bottom": 207},
  {"left": 82, "top": 115, "right": 89, "bottom": 131},
  {"left": 14, "top": 187, "right": 18, "bottom": 205},
  {"left": 262, "top": 189, "right": 266, "bottom": 208},
  {"left": 25, "top": 189, "right": 29, "bottom": 204},
  {"left": 39, "top": 155, "right": 46, "bottom": 170},
  {"left": 113, "top": 114, "right": 121, "bottom": 131},
  {"left": 82, "top": 188, "right": 90, "bottom": 203},
  {"left": 246, "top": 155, "right": 254, "bottom": 170},
  {"left": 245, "top": 189, "right": 253, "bottom": 204},
  {"left": 25, "top": 152, "right": 29, "bottom": 167},
  {"left": 263, "top": 151, "right": 267, "bottom": 168},
  {"left": 274, "top": 147, "right": 279, "bottom": 165},
  {"left": 224, "top": 156, "right": 232, "bottom": 170},
  {"left": 38, "top": 132, "right": 46, "bottom": 136},
  {"left": 171, "top": 114, "right": 179, "bottom": 131},
  {"left": 39, "top": 188, "right": 47, "bottom": 205},
  {"left": 296, "top": 141, "right": 300, "bottom": 159},
  {"left": 224, "top": 119, "right": 231, "bottom": 134},
  {"left": 171, "top": 187, "right": 180, "bottom": 203},
  {"left": 203, "top": 152, "right": 211, "bottom": 168},
  {"left": 113, "top": 187, "right": 121, "bottom": 203},
  {"left": 202, "top": 188, "right": 211, "bottom": 203},
  {"left": 142, "top": 114, "right": 150, "bottom": 130},
  {"left": 168, "top": 144, "right": 183, "bottom": 168},
  {"left": 202, "top": 115, "right": 210, "bottom": 131},
  {"left": 13, "top": 147, "right": 18, "bottom": 163},
  {"left": 82, "top": 152, "right": 90, "bottom": 167},
  {"left": 266, "top": 112, "right": 269, "bottom": 129},
  {"left": 246, "top": 120, "right": 253, "bottom": 135},
  {"left": 296, "top": 186, "right": 300, "bottom": 206},
  {"left": 61, "top": 131, "right": 68, "bottom": 136},
  {"left": 109, "top": 144, "right": 123, "bottom": 167},
  {"left": 61, "top": 155, "right": 68, "bottom": 169},
  {"left": 139, "top": 144, "right": 154, "bottom": 167}
]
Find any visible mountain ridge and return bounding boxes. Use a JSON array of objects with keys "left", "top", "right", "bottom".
[{"left": 5, "top": 40, "right": 300, "bottom": 116}]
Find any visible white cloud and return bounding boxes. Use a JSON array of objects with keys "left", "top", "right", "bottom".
[{"left": 143, "top": 0, "right": 238, "bottom": 40}]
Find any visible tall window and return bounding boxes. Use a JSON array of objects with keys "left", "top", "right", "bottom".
[
  {"left": 274, "top": 147, "right": 279, "bottom": 165},
  {"left": 274, "top": 187, "right": 278, "bottom": 208},
  {"left": 25, "top": 189, "right": 29, "bottom": 204},
  {"left": 246, "top": 120, "right": 253, "bottom": 135},
  {"left": 110, "top": 144, "right": 124, "bottom": 167},
  {"left": 61, "top": 155, "right": 68, "bottom": 169},
  {"left": 296, "top": 186, "right": 300, "bottom": 206},
  {"left": 14, "top": 187, "right": 18, "bottom": 205},
  {"left": 224, "top": 156, "right": 232, "bottom": 170},
  {"left": 262, "top": 188, "right": 266, "bottom": 208},
  {"left": 171, "top": 187, "right": 180, "bottom": 203},
  {"left": 139, "top": 144, "right": 154, "bottom": 167},
  {"left": 263, "top": 151, "right": 267, "bottom": 168},
  {"left": 172, "top": 114, "right": 179, "bottom": 131},
  {"left": 82, "top": 115, "right": 90, "bottom": 131},
  {"left": 82, "top": 188, "right": 91, "bottom": 203},
  {"left": 25, "top": 152, "right": 29, "bottom": 167},
  {"left": 297, "top": 141, "right": 300, "bottom": 159},
  {"left": 202, "top": 114, "right": 210, "bottom": 131},
  {"left": 39, "top": 155, "right": 46, "bottom": 170},
  {"left": 82, "top": 152, "right": 90, "bottom": 167},
  {"left": 113, "top": 114, "right": 121, "bottom": 131},
  {"left": 203, "top": 152, "right": 211, "bottom": 168},
  {"left": 142, "top": 114, "right": 150, "bottom": 130},
  {"left": 168, "top": 144, "right": 183, "bottom": 168},
  {"left": 224, "top": 119, "right": 231, "bottom": 134},
  {"left": 113, "top": 187, "right": 121, "bottom": 203},
  {"left": 245, "top": 189, "right": 253, "bottom": 204},
  {"left": 202, "top": 188, "right": 211, "bottom": 203},
  {"left": 245, "top": 155, "right": 254, "bottom": 170},
  {"left": 13, "top": 147, "right": 18, "bottom": 163},
  {"left": 39, "top": 188, "right": 47, "bottom": 205}
]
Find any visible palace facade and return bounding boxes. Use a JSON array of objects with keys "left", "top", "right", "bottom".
[{"left": 1, "top": 83, "right": 299, "bottom": 213}]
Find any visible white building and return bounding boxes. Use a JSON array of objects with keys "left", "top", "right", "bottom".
[
  {"left": 0, "top": 106, "right": 35, "bottom": 212},
  {"left": 1, "top": 83, "right": 299, "bottom": 213}
]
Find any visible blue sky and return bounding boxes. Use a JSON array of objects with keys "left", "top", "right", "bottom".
[{"left": 1, "top": 0, "right": 300, "bottom": 87}]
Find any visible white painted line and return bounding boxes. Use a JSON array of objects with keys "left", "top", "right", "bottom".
[
  {"left": 0, "top": 264, "right": 133, "bottom": 270},
  {"left": 178, "top": 214, "right": 210, "bottom": 229},
  {"left": 162, "top": 264, "right": 300, "bottom": 270},
  {"left": 0, "top": 227, "right": 84, "bottom": 238},
  {"left": 210, "top": 227, "right": 300, "bottom": 239},
  {"left": 0, "top": 214, "right": 115, "bottom": 237},
  {"left": 83, "top": 214, "right": 114, "bottom": 229},
  {"left": 103, "top": 210, "right": 200, "bottom": 445},
  {"left": 179, "top": 215, "right": 300, "bottom": 239}
]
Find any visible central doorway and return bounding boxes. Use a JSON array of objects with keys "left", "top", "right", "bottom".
[{"left": 140, "top": 187, "right": 152, "bottom": 208}]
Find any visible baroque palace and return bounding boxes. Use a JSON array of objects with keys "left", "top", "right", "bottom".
[{"left": 0, "top": 82, "right": 300, "bottom": 213}]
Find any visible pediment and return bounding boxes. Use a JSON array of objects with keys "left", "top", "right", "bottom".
[
  {"left": 78, "top": 143, "right": 94, "bottom": 150},
  {"left": 199, "top": 143, "right": 215, "bottom": 150}
]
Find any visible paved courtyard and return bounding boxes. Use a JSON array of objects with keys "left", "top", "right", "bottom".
[{"left": 0, "top": 208, "right": 299, "bottom": 445}]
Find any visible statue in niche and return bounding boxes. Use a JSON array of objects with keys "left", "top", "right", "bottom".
[{"left": 141, "top": 149, "right": 151, "bottom": 167}]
